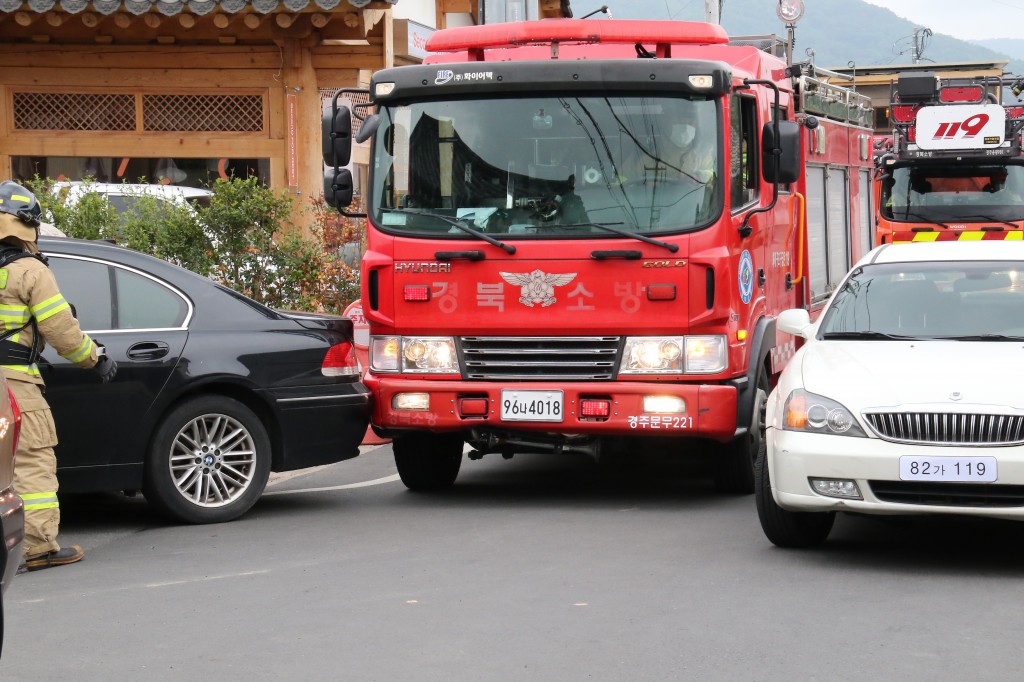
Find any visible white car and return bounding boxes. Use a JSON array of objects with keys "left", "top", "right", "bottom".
[
  {"left": 758, "top": 240, "right": 1024, "bottom": 547},
  {"left": 51, "top": 181, "right": 212, "bottom": 215}
]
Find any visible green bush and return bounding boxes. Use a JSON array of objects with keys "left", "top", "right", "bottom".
[{"left": 24, "top": 176, "right": 362, "bottom": 315}]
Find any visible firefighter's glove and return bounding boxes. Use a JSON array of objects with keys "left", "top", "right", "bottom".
[{"left": 95, "top": 355, "right": 118, "bottom": 383}]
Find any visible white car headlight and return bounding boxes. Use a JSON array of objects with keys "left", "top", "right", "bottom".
[
  {"left": 620, "top": 335, "right": 726, "bottom": 375},
  {"left": 370, "top": 336, "right": 459, "bottom": 374},
  {"left": 782, "top": 389, "right": 867, "bottom": 437}
]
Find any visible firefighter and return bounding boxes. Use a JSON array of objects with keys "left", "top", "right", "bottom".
[
  {"left": 0, "top": 181, "right": 117, "bottom": 573},
  {"left": 673, "top": 107, "right": 716, "bottom": 184}
]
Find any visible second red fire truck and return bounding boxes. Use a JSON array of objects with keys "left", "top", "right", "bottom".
[
  {"left": 323, "top": 18, "right": 873, "bottom": 493},
  {"left": 875, "top": 71, "right": 1024, "bottom": 244}
]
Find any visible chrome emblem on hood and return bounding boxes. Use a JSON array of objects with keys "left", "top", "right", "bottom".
[
  {"left": 950, "top": 392, "right": 962, "bottom": 401},
  {"left": 500, "top": 270, "right": 577, "bottom": 307}
]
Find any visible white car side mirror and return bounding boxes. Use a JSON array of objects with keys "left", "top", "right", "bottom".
[{"left": 777, "top": 308, "right": 813, "bottom": 339}]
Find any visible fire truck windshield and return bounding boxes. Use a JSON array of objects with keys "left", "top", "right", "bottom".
[
  {"left": 368, "top": 94, "right": 722, "bottom": 238},
  {"left": 881, "top": 163, "right": 1024, "bottom": 223}
]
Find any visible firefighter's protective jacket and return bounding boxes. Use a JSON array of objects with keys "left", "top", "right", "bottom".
[{"left": 0, "top": 254, "right": 98, "bottom": 392}]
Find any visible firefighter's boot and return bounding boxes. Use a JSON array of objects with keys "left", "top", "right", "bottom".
[{"left": 19, "top": 545, "right": 85, "bottom": 573}]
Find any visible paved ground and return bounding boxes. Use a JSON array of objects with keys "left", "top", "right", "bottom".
[{"left": 4, "top": 444, "right": 1024, "bottom": 681}]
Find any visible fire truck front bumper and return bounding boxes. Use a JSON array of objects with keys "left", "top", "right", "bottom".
[{"left": 364, "top": 375, "right": 738, "bottom": 441}]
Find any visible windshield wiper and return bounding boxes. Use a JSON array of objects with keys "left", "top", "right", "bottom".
[
  {"left": 935, "top": 334, "right": 1024, "bottom": 341},
  {"left": 822, "top": 331, "right": 918, "bottom": 340},
  {"left": 955, "top": 215, "right": 1018, "bottom": 229},
  {"left": 382, "top": 208, "right": 516, "bottom": 255},
  {"left": 902, "top": 212, "right": 950, "bottom": 229},
  {"left": 560, "top": 222, "right": 679, "bottom": 253}
]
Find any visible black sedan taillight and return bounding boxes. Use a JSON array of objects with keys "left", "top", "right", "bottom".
[{"left": 322, "top": 342, "right": 360, "bottom": 377}]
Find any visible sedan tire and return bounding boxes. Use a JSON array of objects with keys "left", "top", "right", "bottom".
[
  {"left": 393, "top": 432, "right": 463, "bottom": 491},
  {"left": 754, "top": 441, "right": 835, "bottom": 548},
  {"left": 144, "top": 396, "right": 272, "bottom": 524}
]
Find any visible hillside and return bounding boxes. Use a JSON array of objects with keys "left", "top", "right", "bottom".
[
  {"left": 973, "top": 39, "right": 1024, "bottom": 62},
  {"left": 596, "top": 0, "right": 1024, "bottom": 75}
]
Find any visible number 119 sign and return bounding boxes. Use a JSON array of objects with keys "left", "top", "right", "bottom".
[{"left": 915, "top": 104, "right": 1006, "bottom": 151}]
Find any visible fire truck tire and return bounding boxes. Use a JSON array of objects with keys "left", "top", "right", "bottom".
[
  {"left": 714, "top": 371, "right": 768, "bottom": 494},
  {"left": 393, "top": 432, "right": 464, "bottom": 491},
  {"left": 754, "top": 439, "right": 835, "bottom": 548}
]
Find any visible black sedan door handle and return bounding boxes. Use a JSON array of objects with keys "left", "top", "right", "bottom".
[{"left": 126, "top": 341, "right": 170, "bottom": 360}]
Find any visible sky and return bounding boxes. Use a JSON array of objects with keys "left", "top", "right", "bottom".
[{"left": 861, "top": 0, "right": 1024, "bottom": 40}]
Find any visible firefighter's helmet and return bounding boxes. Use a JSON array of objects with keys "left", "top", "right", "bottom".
[{"left": 0, "top": 181, "right": 42, "bottom": 227}]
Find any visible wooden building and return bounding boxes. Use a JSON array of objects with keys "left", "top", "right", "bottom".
[
  {"left": 826, "top": 60, "right": 1009, "bottom": 135},
  {"left": 0, "top": 0, "right": 409, "bottom": 220},
  {"left": 0, "top": 0, "right": 572, "bottom": 220}
]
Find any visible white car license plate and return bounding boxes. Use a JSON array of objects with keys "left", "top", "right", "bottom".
[
  {"left": 899, "top": 456, "right": 998, "bottom": 482},
  {"left": 500, "top": 390, "right": 564, "bottom": 422}
]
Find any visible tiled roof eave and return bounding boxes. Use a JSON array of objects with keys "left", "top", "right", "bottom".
[{"left": 1, "top": 0, "right": 397, "bottom": 16}]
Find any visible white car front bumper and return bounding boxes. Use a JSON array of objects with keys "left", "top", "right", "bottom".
[{"left": 768, "top": 427, "right": 1024, "bottom": 520}]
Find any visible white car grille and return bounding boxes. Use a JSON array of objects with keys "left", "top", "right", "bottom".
[{"left": 863, "top": 412, "right": 1024, "bottom": 446}]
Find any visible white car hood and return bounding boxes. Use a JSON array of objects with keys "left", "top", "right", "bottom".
[{"left": 799, "top": 341, "right": 1024, "bottom": 411}]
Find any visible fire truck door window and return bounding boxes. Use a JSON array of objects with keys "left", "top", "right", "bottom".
[{"left": 729, "top": 95, "right": 759, "bottom": 209}]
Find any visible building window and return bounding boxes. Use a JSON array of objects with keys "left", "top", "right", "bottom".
[
  {"left": 11, "top": 156, "right": 269, "bottom": 186},
  {"left": 12, "top": 91, "right": 265, "bottom": 134}
]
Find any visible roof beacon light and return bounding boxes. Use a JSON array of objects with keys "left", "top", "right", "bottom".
[{"left": 776, "top": 0, "right": 805, "bottom": 23}]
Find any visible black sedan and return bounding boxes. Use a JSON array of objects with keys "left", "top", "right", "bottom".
[{"left": 35, "top": 237, "right": 371, "bottom": 524}]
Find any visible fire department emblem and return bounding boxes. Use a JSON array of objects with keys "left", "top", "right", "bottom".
[
  {"left": 500, "top": 270, "right": 577, "bottom": 307},
  {"left": 738, "top": 250, "right": 754, "bottom": 305}
]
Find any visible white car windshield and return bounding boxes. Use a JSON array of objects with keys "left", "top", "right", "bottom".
[{"left": 819, "top": 261, "right": 1024, "bottom": 340}]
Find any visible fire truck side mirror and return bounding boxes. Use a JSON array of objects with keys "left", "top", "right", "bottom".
[
  {"left": 761, "top": 120, "right": 801, "bottom": 185},
  {"left": 322, "top": 106, "right": 353, "bottom": 168},
  {"left": 323, "top": 168, "right": 354, "bottom": 210}
]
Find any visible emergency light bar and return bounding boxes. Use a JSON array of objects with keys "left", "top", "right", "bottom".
[
  {"left": 890, "top": 104, "right": 918, "bottom": 124},
  {"left": 425, "top": 19, "right": 728, "bottom": 54},
  {"left": 939, "top": 85, "right": 984, "bottom": 103}
]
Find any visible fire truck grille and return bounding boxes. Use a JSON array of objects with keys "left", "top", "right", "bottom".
[
  {"left": 459, "top": 336, "right": 621, "bottom": 380},
  {"left": 863, "top": 412, "right": 1024, "bottom": 446}
]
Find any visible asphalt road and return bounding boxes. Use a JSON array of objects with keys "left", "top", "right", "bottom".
[{"left": 4, "top": 444, "right": 1024, "bottom": 681}]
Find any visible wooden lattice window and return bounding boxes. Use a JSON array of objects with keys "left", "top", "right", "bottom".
[
  {"left": 13, "top": 92, "right": 135, "bottom": 131},
  {"left": 142, "top": 94, "right": 264, "bottom": 132}
]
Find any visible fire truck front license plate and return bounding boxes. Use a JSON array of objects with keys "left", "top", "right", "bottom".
[{"left": 500, "top": 390, "right": 564, "bottom": 422}]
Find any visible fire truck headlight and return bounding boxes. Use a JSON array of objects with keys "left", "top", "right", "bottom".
[
  {"left": 370, "top": 336, "right": 401, "bottom": 372},
  {"left": 620, "top": 337, "right": 685, "bottom": 374},
  {"left": 401, "top": 337, "right": 459, "bottom": 374},
  {"left": 684, "top": 336, "right": 728, "bottom": 373}
]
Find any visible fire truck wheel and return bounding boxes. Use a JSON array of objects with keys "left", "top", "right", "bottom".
[
  {"left": 754, "top": 439, "right": 835, "bottom": 548},
  {"left": 713, "top": 371, "right": 768, "bottom": 494},
  {"left": 393, "top": 432, "right": 464, "bottom": 491}
]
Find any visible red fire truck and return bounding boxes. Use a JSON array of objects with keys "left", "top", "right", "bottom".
[
  {"left": 875, "top": 71, "right": 1024, "bottom": 244},
  {"left": 322, "top": 19, "right": 874, "bottom": 493}
]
